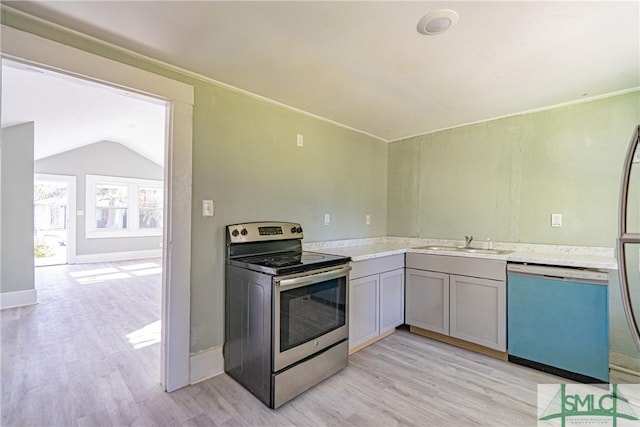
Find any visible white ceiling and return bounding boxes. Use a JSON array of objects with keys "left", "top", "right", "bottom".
[
  {"left": 2, "top": 1, "right": 639, "bottom": 144},
  {"left": 1, "top": 61, "right": 167, "bottom": 165}
]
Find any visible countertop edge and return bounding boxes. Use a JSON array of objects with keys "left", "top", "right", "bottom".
[{"left": 308, "top": 244, "right": 618, "bottom": 270}]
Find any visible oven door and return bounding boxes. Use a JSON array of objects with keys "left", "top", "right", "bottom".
[{"left": 273, "top": 264, "right": 350, "bottom": 372}]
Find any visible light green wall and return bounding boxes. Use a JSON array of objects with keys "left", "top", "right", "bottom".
[
  {"left": 190, "top": 84, "right": 387, "bottom": 348},
  {"left": 1, "top": 10, "right": 388, "bottom": 352},
  {"left": 388, "top": 92, "right": 640, "bottom": 247},
  {"left": 1, "top": 122, "right": 35, "bottom": 294}
]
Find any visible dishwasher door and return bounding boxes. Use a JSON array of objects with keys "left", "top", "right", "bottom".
[{"left": 507, "top": 264, "right": 609, "bottom": 383}]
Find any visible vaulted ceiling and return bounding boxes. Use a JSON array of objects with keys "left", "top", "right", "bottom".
[
  {"left": 2, "top": 61, "right": 166, "bottom": 165},
  {"left": 2, "top": 1, "right": 639, "bottom": 148}
]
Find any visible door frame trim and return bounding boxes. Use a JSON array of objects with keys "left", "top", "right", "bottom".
[{"left": 2, "top": 25, "right": 194, "bottom": 392}]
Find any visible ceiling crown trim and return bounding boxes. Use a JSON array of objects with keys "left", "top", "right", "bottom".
[{"left": 389, "top": 87, "right": 640, "bottom": 143}]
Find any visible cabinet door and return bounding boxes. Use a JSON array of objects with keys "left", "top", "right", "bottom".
[
  {"left": 379, "top": 269, "right": 405, "bottom": 333},
  {"left": 450, "top": 275, "right": 506, "bottom": 351},
  {"left": 348, "top": 275, "right": 379, "bottom": 349},
  {"left": 405, "top": 269, "right": 449, "bottom": 335}
]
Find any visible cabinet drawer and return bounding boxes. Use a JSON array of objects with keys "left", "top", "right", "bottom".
[
  {"left": 350, "top": 254, "right": 405, "bottom": 279},
  {"left": 406, "top": 253, "right": 505, "bottom": 281}
]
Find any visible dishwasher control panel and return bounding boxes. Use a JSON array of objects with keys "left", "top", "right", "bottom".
[{"left": 507, "top": 263, "right": 608, "bottom": 283}]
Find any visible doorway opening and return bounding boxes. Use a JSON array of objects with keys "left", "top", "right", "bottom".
[
  {"left": 3, "top": 56, "right": 169, "bottom": 387},
  {"left": 2, "top": 24, "right": 193, "bottom": 391},
  {"left": 34, "top": 174, "right": 76, "bottom": 267}
]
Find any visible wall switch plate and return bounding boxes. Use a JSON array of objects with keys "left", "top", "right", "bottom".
[
  {"left": 203, "top": 200, "right": 215, "bottom": 217},
  {"left": 324, "top": 213, "right": 331, "bottom": 225},
  {"left": 297, "top": 134, "right": 304, "bottom": 147},
  {"left": 365, "top": 214, "right": 371, "bottom": 225},
  {"left": 551, "top": 213, "right": 563, "bottom": 227}
]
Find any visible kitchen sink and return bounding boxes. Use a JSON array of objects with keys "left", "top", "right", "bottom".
[
  {"left": 413, "top": 245, "right": 512, "bottom": 255},
  {"left": 415, "top": 245, "right": 459, "bottom": 251},
  {"left": 457, "top": 248, "right": 512, "bottom": 255}
]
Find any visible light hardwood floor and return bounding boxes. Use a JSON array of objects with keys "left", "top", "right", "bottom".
[{"left": 2, "top": 259, "right": 566, "bottom": 426}]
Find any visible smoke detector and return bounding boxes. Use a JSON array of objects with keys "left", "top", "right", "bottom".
[{"left": 417, "top": 9, "right": 459, "bottom": 35}]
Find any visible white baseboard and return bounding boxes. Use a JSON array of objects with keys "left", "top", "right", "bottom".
[
  {"left": 1, "top": 289, "right": 37, "bottom": 309},
  {"left": 610, "top": 363, "right": 640, "bottom": 379},
  {"left": 72, "top": 249, "right": 162, "bottom": 264},
  {"left": 190, "top": 345, "right": 224, "bottom": 385}
]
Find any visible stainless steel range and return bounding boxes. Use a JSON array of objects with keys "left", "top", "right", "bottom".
[{"left": 224, "top": 221, "right": 351, "bottom": 409}]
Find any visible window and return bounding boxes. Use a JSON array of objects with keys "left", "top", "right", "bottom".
[
  {"left": 138, "top": 187, "right": 163, "bottom": 229},
  {"left": 86, "top": 175, "right": 163, "bottom": 238},
  {"left": 95, "top": 183, "right": 128, "bottom": 230}
]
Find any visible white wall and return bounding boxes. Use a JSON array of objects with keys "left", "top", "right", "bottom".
[{"left": 35, "top": 140, "right": 164, "bottom": 257}]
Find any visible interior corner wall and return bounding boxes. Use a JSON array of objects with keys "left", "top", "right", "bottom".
[
  {"left": 387, "top": 91, "right": 640, "bottom": 247},
  {"left": 1, "top": 122, "right": 35, "bottom": 294}
]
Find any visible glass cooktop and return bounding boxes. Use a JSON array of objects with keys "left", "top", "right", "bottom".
[{"left": 229, "top": 251, "right": 350, "bottom": 275}]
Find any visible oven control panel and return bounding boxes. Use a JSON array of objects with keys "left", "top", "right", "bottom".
[{"left": 227, "top": 221, "right": 303, "bottom": 243}]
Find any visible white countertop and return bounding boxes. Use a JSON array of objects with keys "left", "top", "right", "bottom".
[{"left": 303, "top": 237, "right": 617, "bottom": 270}]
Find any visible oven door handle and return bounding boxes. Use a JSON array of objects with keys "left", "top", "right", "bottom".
[{"left": 275, "top": 265, "right": 351, "bottom": 290}]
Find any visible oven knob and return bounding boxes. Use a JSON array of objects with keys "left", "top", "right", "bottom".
[
  {"left": 240, "top": 228, "right": 248, "bottom": 236},
  {"left": 231, "top": 229, "right": 239, "bottom": 237},
  {"left": 290, "top": 226, "right": 297, "bottom": 233},
  {"left": 297, "top": 227, "right": 303, "bottom": 233},
  {"left": 314, "top": 340, "right": 319, "bottom": 347}
]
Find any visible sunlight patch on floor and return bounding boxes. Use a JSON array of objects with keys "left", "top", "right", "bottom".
[
  {"left": 120, "top": 262, "right": 162, "bottom": 271},
  {"left": 75, "top": 272, "right": 132, "bottom": 284},
  {"left": 126, "top": 320, "right": 161, "bottom": 349},
  {"left": 69, "top": 267, "right": 119, "bottom": 278},
  {"left": 131, "top": 267, "right": 162, "bottom": 276},
  {"left": 70, "top": 262, "right": 162, "bottom": 284}
]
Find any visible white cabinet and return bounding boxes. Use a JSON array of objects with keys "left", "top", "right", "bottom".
[
  {"left": 405, "top": 269, "right": 449, "bottom": 335},
  {"left": 379, "top": 269, "right": 405, "bottom": 333},
  {"left": 449, "top": 275, "right": 506, "bottom": 351},
  {"left": 349, "top": 254, "right": 405, "bottom": 352},
  {"left": 405, "top": 253, "right": 506, "bottom": 352},
  {"left": 349, "top": 275, "right": 380, "bottom": 347}
]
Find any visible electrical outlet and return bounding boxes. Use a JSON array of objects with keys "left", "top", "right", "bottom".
[
  {"left": 551, "top": 213, "right": 562, "bottom": 227},
  {"left": 324, "top": 213, "right": 331, "bottom": 225},
  {"left": 297, "top": 134, "right": 304, "bottom": 147},
  {"left": 203, "top": 200, "right": 215, "bottom": 217},
  {"left": 365, "top": 214, "right": 371, "bottom": 226}
]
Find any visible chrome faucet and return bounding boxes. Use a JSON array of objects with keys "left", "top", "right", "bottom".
[{"left": 464, "top": 235, "right": 475, "bottom": 248}]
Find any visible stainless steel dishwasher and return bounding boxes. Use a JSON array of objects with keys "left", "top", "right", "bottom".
[{"left": 507, "top": 263, "right": 609, "bottom": 383}]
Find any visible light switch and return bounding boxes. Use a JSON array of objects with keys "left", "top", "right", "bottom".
[
  {"left": 324, "top": 214, "right": 331, "bottom": 225},
  {"left": 365, "top": 214, "right": 371, "bottom": 226},
  {"left": 551, "top": 213, "right": 562, "bottom": 227},
  {"left": 203, "top": 200, "right": 215, "bottom": 217},
  {"left": 297, "top": 134, "right": 304, "bottom": 147}
]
